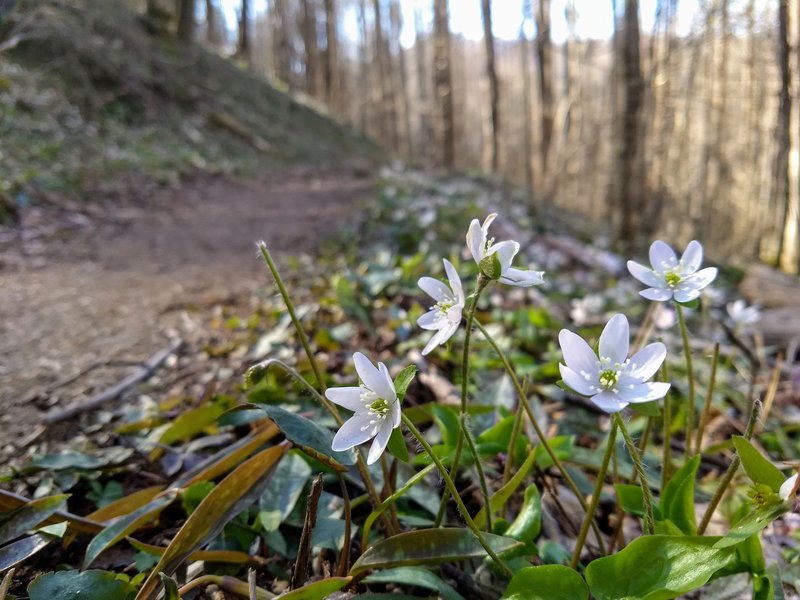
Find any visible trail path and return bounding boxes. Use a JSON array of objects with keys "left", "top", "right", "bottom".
[{"left": 0, "top": 171, "right": 373, "bottom": 451}]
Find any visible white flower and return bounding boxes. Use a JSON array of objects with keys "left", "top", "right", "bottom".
[
  {"left": 726, "top": 299, "right": 761, "bottom": 330},
  {"left": 417, "top": 259, "right": 465, "bottom": 355},
  {"left": 627, "top": 240, "right": 717, "bottom": 303},
  {"left": 558, "top": 314, "right": 670, "bottom": 413},
  {"left": 570, "top": 294, "right": 605, "bottom": 326},
  {"left": 653, "top": 304, "right": 677, "bottom": 330},
  {"left": 325, "top": 352, "right": 400, "bottom": 465},
  {"left": 466, "top": 213, "right": 545, "bottom": 287},
  {"left": 780, "top": 473, "right": 799, "bottom": 502}
]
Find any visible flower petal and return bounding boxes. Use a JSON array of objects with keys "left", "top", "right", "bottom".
[
  {"left": 673, "top": 288, "right": 701, "bottom": 303},
  {"left": 325, "top": 387, "right": 365, "bottom": 412},
  {"left": 331, "top": 413, "right": 378, "bottom": 451},
  {"left": 443, "top": 259, "right": 464, "bottom": 302},
  {"left": 599, "top": 314, "right": 629, "bottom": 365},
  {"left": 499, "top": 267, "right": 545, "bottom": 287},
  {"left": 640, "top": 287, "right": 673, "bottom": 302},
  {"left": 422, "top": 324, "right": 454, "bottom": 355},
  {"left": 353, "top": 352, "right": 395, "bottom": 401},
  {"left": 418, "top": 276, "right": 452, "bottom": 303},
  {"left": 627, "top": 342, "right": 667, "bottom": 381},
  {"left": 649, "top": 240, "right": 679, "bottom": 273},
  {"left": 627, "top": 260, "right": 664, "bottom": 288},
  {"left": 466, "top": 218, "right": 485, "bottom": 263},
  {"left": 560, "top": 364, "right": 596, "bottom": 396},
  {"left": 481, "top": 213, "right": 498, "bottom": 236},
  {"left": 591, "top": 391, "right": 629, "bottom": 413},
  {"left": 367, "top": 418, "right": 394, "bottom": 464},
  {"left": 378, "top": 362, "right": 396, "bottom": 399},
  {"left": 417, "top": 310, "right": 440, "bottom": 330},
  {"left": 619, "top": 382, "right": 671, "bottom": 403},
  {"left": 682, "top": 267, "right": 717, "bottom": 292},
  {"left": 780, "top": 473, "right": 799, "bottom": 501},
  {"left": 558, "top": 329, "right": 600, "bottom": 378},
  {"left": 487, "top": 240, "right": 520, "bottom": 272},
  {"left": 680, "top": 240, "right": 703, "bottom": 275},
  {"left": 391, "top": 397, "right": 401, "bottom": 427}
]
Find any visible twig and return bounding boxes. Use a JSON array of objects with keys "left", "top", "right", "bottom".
[
  {"left": 291, "top": 474, "right": 323, "bottom": 589},
  {"left": 43, "top": 338, "right": 182, "bottom": 424}
]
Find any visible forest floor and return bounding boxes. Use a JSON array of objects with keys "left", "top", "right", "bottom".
[{"left": 0, "top": 169, "right": 373, "bottom": 453}]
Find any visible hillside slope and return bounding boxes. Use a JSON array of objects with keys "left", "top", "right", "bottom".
[{"left": 0, "top": 0, "right": 376, "bottom": 215}]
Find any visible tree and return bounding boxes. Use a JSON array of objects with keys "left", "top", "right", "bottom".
[
  {"left": 176, "top": 0, "right": 195, "bottom": 43},
  {"left": 433, "top": 0, "right": 454, "bottom": 167},
  {"left": 323, "top": 0, "right": 340, "bottom": 109},
  {"left": 481, "top": 0, "right": 499, "bottom": 171},
  {"left": 302, "top": 0, "right": 319, "bottom": 97},
  {"left": 520, "top": 0, "right": 534, "bottom": 201},
  {"left": 390, "top": 0, "right": 412, "bottom": 156},
  {"left": 373, "top": 0, "right": 398, "bottom": 150},
  {"left": 237, "top": 0, "right": 250, "bottom": 62},
  {"left": 205, "top": 0, "right": 219, "bottom": 46},
  {"left": 534, "top": 0, "right": 553, "bottom": 176}
]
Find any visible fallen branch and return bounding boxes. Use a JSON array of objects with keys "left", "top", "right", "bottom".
[{"left": 43, "top": 338, "right": 182, "bottom": 424}]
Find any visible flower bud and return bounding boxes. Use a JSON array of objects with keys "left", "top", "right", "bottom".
[{"left": 479, "top": 252, "right": 503, "bottom": 280}]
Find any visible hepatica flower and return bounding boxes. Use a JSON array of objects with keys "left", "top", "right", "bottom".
[
  {"left": 781, "top": 473, "right": 799, "bottom": 502},
  {"left": 627, "top": 240, "right": 717, "bottom": 303},
  {"left": 325, "top": 352, "right": 400, "bottom": 464},
  {"left": 466, "top": 213, "right": 545, "bottom": 287},
  {"left": 558, "top": 314, "right": 670, "bottom": 413},
  {"left": 417, "top": 259, "right": 465, "bottom": 355},
  {"left": 726, "top": 299, "right": 761, "bottom": 330}
]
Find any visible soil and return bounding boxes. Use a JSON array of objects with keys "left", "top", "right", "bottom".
[{"left": 0, "top": 169, "right": 373, "bottom": 453}]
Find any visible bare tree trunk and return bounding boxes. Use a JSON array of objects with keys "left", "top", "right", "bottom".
[
  {"left": 534, "top": 0, "right": 553, "bottom": 178},
  {"left": 358, "top": 0, "right": 373, "bottom": 134},
  {"left": 323, "top": 0, "right": 340, "bottom": 110},
  {"left": 237, "top": 0, "right": 250, "bottom": 63},
  {"left": 414, "top": 7, "right": 431, "bottom": 163},
  {"left": 614, "top": 0, "right": 644, "bottom": 251},
  {"left": 433, "top": 0, "right": 454, "bottom": 167},
  {"left": 373, "top": 0, "right": 398, "bottom": 150},
  {"left": 302, "top": 0, "right": 319, "bottom": 97},
  {"left": 481, "top": 0, "right": 500, "bottom": 171},
  {"left": 390, "top": 0, "right": 412, "bottom": 157},
  {"left": 778, "top": 0, "right": 799, "bottom": 272},
  {"left": 204, "top": 0, "right": 218, "bottom": 46},
  {"left": 520, "top": 0, "right": 534, "bottom": 205},
  {"left": 176, "top": 0, "right": 195, "bottom": 43},
  {"left": 273, "top": 0, "right": 291, "bottom": 85}
]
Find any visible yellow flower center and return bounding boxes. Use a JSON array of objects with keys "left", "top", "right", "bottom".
[
  {"left": 599, "top": 369, "right": 619, "bottom": 390},
  {"left": 665, "top": 271, "right": 682, "bottom": 288}
]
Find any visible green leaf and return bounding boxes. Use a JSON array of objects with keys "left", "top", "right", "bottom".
[
  {"left": 735, "top": 534, "right": 766, "bottom": 574},
  {"left": 393, "top": 365, "right": 417, "bottom": 400},
  {"left": 83, "top": 490, "right": 178, "bottom": 569},
  {"left": 533, "top": 436, "right": 574, "bottom": 469},
  {"left": 504, "top": 484, "right": 541, "bottom": 544},
  {"left": 732, "top": 437, "right": 785, "bottom": 492},
  {"left": 615, "top": 484, "right": 646, "bottom": 518},
  {"left": 135, "top": 444, "right": 288, "bottom": 600},
  {"left": 585, "top": 535, "right": 739, "bottom": 600},
  {"left": 0, "top": 533, "right": 55, "bottom": 571},
  {"left": 660, "top": 454, "right": 700, "bottom": 535},
  {"left": 278, "top": 577, "right": 353, "bottom": 599},
  {"left": 430, "top": 404, "right": 460, "bottom": 448},
  {"left": 181, "top": 482, "right": 216, "bottom": 516},
  {"left": 386, "top": 427, "right": 410, "bottom": 463},
  {"left": 259, "top": 452, "right": 312, "bottom": 532},
  {"left": 349, "top": 529, "right": 523, "bottom": 576},
  {"left": 0, "top": 493, "right": 69, "bottom": 546},
  {"left": 157, "top": 573, "right": 180, "bottom": 600},
  {"left": 157, "top": 399, "right": 230, "bottom": 446},
  {"left": 631, "top": 401, "right": 661, "bottom": 417},
  {"left": 28, "top": 570, "right": 136, "bottom": 600},
  {"left": 676, "top": 298, "right": 700, "bottom": 309},
  {"left": 364, "top": 567, "right": 465, "bottom": 600},
  {"left": 714, "top": 503, "right": 788, "bottom": 549},
  {"left": 252, "top": 405, "right": 355, "bottom": 467},
  {"left": 25, "top": 449, "right": 133, "bottom": 472},
  {"left": 501, "top": 565, "right": 588, "bottom": 600},
  {"left": 475, "top": 446, "right": 537, "bottom": 529}
]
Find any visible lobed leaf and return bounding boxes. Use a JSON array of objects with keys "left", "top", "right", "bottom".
[{"left": 28, "top": 570, "right": 136, "bottom": 600}]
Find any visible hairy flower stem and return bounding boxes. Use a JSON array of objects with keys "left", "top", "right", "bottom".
[
  {"left": 694, "top": 342, "right": 720, "bottom": 453},
  {"left": 257, "top": 244, "right": 394, "bottom": 534},
  {"left": 676, "top": 303, "right": 696, "bottom": 457},
  {"left": 502, "top": 398, "right": 527, "bottom": 488},
  {"left": 698, "top": 398, "right": 762, "bottom": 534},
  {"left": 571, "top": 421, "right": 618, "bottom": 568},
  {"left": 435, "top": 277, "right": 492, "bottom": 530},
  {"left": 474, "top": 320, "right": 606, "bottom": 554},
  {"left": 615, "top": 413, "right": 654, "bottom": 534},
  {"left": 401, "top": 413, "right": 514, "bottom": 578},
  {"left": 661, "top": 363, "right": 672, "bottom": 491}
]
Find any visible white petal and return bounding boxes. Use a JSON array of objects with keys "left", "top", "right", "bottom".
[
  {"left": 640, "top": 287, "right": 673, "bottom": 302},
  {"left": 421, "top": 325, "right": 454, "bottom": 356},
  {"left": 391, "top": 397, "right": 401, "bottom": 427},
  {"left": 780, "top": 473, "right": 799, "bottom": 501},
  {"left": 331, "top": 413, "right": 378, "bottom": 451},
  {"left": 599, "top": 314, "right": 629, "bottom": 365},
  {"left": 466, "top": 219, "right": 485, "bottom": 263},
  {"left": 591, "top": 391, "right": 628, "bottom": 413},
  {"left": 353, "top": 352, "right": 395, "bottom": 401},
  {"left": 649, "top": 240, "right": 679, "bottom": 273},
  {"left": 367, "top": 418, "right": 394, "bottom": 464},
  {"left": 443, "top": 259, "right": 465, "bottom": 303},
  {"left": 499, "top": 267, "right": 545, "bottom": 287},
  {"left": 620, "top": 382, "right": 671, "bottom": 403},
  {"left": 682, "top": 267, "right": 717, "bottom": 292},
  {"left": 378, "top": 362, "right": 396, "bottom": 398},
  {"left": 444, "top": 303, "right": 463, "bottom": 326},
  {"left": 417, "top": 310, "right": 440, "bottom": 330},
  {"left": 558, "top": 329, "right": 600, "bottom": 378},
  {"left": 627, "top": 260, "right": 664, "bottom": 288},
  {"left": 481, "top": 213, "right": 498, "bottom": 236},
  {"left": 488, "top": 240, "right": 520, "bottom": 272},
  {"left": 418, "top": 276, "right": 452, "bottom": 303},
  {"left": 560, "top": 364, "right": 596, "bottom": 396},
  {"left": 680, "top": 240, "right": 703, "bottom": 275},
  {"left": 325, "top": 387, "right": 366, "bottom": 412},
  {"left": 627, "top": 342, "right": 667, "bottom": 381},
  {"left": 673, "top": 288, "right": 701, "bottom": 303}
]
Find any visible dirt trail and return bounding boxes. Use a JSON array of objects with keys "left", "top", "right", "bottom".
[{"left": 0, "top": 171, "right": 373, "bottom": 450}]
